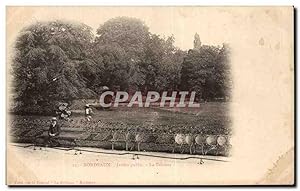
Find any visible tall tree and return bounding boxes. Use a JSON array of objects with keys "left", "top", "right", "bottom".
[
  {"left": 193, "top": 33, "right": 202, "bottom": 51},
  {"left": 93, "top": 17, "right": 151, "bottom": 90},
  {"left": 141, "top": 34, "right": 185, "bottom": 92},
  {"left": 12, "top": 20, "right": 96, "bottom": 114},
  {"left": 181, "top": 43, "right": 230, "bottom": 101}
]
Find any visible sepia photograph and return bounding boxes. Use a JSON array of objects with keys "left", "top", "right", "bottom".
[{"left": 6, "top": 6, "right": 294, "bottom": 186}]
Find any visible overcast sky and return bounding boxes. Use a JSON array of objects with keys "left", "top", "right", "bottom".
[{"left": 7, "top": 6, "right": 236, "bottom": 50}]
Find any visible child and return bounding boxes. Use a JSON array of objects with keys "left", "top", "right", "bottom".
[{"left": 85, "top": 104, "right": 93, "bottom": 121}]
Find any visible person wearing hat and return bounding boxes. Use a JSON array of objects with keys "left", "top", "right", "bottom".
[
  {"left": 48, "top": 117, "right": 61, "bottom": 146},
  {"left": 85, "top": 104, "right": 93, "bottom": 121}
]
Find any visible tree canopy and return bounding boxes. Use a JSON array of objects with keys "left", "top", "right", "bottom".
[
  {"left": 11, "top": 17, "right": 231, "bottom": 114},
  {"left": 12, "top": 20, "right": 96, "bottom": 113},
  {"left": 181, "top": 44, "right": 231, "bottom": 101}
]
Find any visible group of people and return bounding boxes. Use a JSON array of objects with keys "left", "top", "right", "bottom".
[{"left": 48, "top": 103, "right": 93, "bottom": 145}]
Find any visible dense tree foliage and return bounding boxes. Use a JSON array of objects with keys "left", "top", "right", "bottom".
[
  {"left": 12, "top": 21, "right": 96, "bottom": 113},
  {"left": 139, "top": 34, "right": 185, "bottom": 92},
  {"left": 181, "top": 43, "right": 231, "bottom": 101},
  {"left": 11, "top": 17, "right": 231, "bottom": 114},
  {"left": 92, "top": 17, "right": 150, "bottom": 91}
]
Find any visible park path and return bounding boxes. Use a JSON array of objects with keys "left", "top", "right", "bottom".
[{"left": 7, "top": 143, "right": 230, "bottom": 185}]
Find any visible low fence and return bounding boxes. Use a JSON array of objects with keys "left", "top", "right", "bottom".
[{"left": 9, "top": 117, "right": 231, "bottom": 156}]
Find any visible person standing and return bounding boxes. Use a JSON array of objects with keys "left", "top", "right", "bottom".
[{"left": 85, "top": 104, "right": 93, "bottom": 121}]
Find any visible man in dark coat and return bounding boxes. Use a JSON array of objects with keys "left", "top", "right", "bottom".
[{"left": 48, "top": 117, "right": 61, "bottom": 146}]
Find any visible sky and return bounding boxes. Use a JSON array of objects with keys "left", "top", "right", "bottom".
[{"left": 7, "top": 6, "right": 234, "bottom": 50}]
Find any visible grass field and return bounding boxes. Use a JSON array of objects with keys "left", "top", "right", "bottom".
[{"left": 9, "top": 102, "right": 232, "bottom": 156}]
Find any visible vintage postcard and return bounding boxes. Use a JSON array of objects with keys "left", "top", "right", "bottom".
[{"left": 6, "top": 6, "right": 294, "bottom": 185}]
